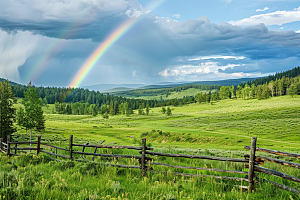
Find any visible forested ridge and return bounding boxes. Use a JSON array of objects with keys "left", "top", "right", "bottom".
[
  {"left": 113, "top": 84, "right": 221, "bottom": 97},
  {"left": 10, "top": 86, "right": 160, "bottom": 116},
  {"left": 218, "top": 66, "right": 300, "bottom": 100},
  {"left": 240, "top": 66, "right": 300, "bottom": 87},
  {"left": 1, "top": 66, "right": 299, "bottom": 117}
]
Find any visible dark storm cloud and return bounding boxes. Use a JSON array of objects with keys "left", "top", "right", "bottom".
[{"left": 1, "top": 0, "right": 300, "bottom": 85}]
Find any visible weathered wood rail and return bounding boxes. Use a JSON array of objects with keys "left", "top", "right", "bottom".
[
  {"left": 0, "top": 135, "right": 299, "bottom": 195},
  {"left": 244, "top": 139, "right": 300, "bottom": 195}
]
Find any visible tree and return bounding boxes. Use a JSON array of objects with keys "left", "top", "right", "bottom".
[
  {"left": 109, "top": 102, "right": 114, "bottom": 115},
  {"left": 113, "top": 101, "right": 119, "bottom": 115},
  {"left": 161, "top": 107, "right": 166, "bottom": 114},
  {"left": 90, "top": 104, "right": 98, "bottom": 116},
  {"left": 100, "top": 104, "right": 108, "bottom": 115},
  {"left": 17, "top": 83, "right": 45, "bottom": 148},
  {"left": 0, "top": 81, "right": 16, "bottom": 142},
  {"left": 124, "top": 102, "right": 129, "bottom": 116},
  {"left": 146, "top": 104, "right": 150, "bottom": 115},
  {"left": 138, "top": 105, "right": 144, "bottom": 115},
  {"left": 289, "top": 84, "right": 297, "bottom": 97},
  {"left": 102, "top": 113, "right": 109, "bottom": 119},
  {"left": 166, "top": 107, "right": 172, "bottom": 116}
]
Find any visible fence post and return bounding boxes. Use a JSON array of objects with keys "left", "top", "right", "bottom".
[
  {"left": 69, "top": 135, "right": 73, "bottom": 160},
  {"left": 0, "top": 138, "right": 2, "bottom": 151},
  {"left": 7, "top": 135, "right": 10, "bottom": 156},
  {"left": 37, "top": 135, "right": 41, "bottom": 155},
  {"left": 248, "top": 137, "right": 257, "bottom": 192},
  {"left": 141, "top": 138, "right": 147, "bottom": 177},
  {"left": 14, "top": 144, "right": 17, "bottom": 155}
]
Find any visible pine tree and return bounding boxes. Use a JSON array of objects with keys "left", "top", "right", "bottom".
[
  {"left": 166, "top": 107, "right": 172, "bottom": 116},
  {"left": 17, "top": 83, "right": 45, "bottom": 148},
  {"left": 146, "top": 104, "right": 150, "bottom": 115},
  {"left": 109, "top": 102, "right": 114, "bottom": 115},
  {"left": 0, "top": 81, "right": 16, "bottom": 142}
]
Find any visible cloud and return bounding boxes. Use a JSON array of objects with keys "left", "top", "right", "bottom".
[
  {"left": 229, "top": 8, "right": 300, "bottom": 26},
  {"left": 0, "top": 0, "right": 131, "bottom": 22},
  {"left": 256, "top": 7, "right": 269, "bottom": 12},
  {"left": 1, "top": 1, "right": 300, "bottom": 86},
  {"left": 188, "top": 56, "right": 245, "bottom": 61},
  {"left": 0, "top": 30, "right": 39, "bottom": 83},
  {"left": 0, "top": 0, "right": 142, "bottom": 40},
  {"left": 172, "top": 14, "right": 180, "bottom": 19},
  {"left": 159, "top": 62, "right": 242, "bottom": 78}
]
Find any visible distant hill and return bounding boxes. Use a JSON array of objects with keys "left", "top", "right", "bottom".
[
  {"left": 0, "top": 78, "right": 20, "bottom": 86},
  {"left": 82, "top": 78, "right": 260, "bottom": 93},
  {"left": 240, "top": 66, "right": 300, "bottom": 87},
  {"left": 140, "top": 78, "right": 259, "bottom": 90},
  {"left": 111, "top": 84, "right": 221, "bottom": 100},
  {"left": 101, "top": 87, "right": 135, "bottom": 93},
  {"left": 82, "top": 84, "right": 145, "bottom": 92}
]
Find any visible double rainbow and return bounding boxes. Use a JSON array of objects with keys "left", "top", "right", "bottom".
[
  {"left": 69, "top": 0, "right": 166, "bottom": 88},
  {"left": 26, "top": 16, "right": 90, "bottom": 83}
]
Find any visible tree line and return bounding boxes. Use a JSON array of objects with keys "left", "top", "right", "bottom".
[
  {"left": 11, "top": 85, "right": 159, "bottom": 110},
  {"left": 239, "top": 66, "right": 300, "bottom": 87},
  {"left": 218, "top": 75, "right": 300, "bottom": 100},
  {"left": 0, "top": 81, "right": 44, "bottom": 142},
  {"left": 113, "top": 84, "right": 221, "bottom": 97}
]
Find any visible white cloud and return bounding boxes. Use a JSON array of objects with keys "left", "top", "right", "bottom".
[
  {"left": 159, "top": 62, "right": 242, "bottom": 77},
  {"left": 0, "top": 0, "right": 133, "bottom": 23},
  {"left": 158, "top": 68, "right": 178, "bottom": 77},
  {"left": 132, "top": 70, "right": 137, "bottom": 77},
  {"left": 229, "top": 9, "right": 300, "bottom": 26},
  {"left": 256, "top": 7, "right": 269, "bottom": 12},
  {"left": 188, "top": 55, "right": 245, "bottom": 61},
  {"left": 0, "top": 30, "right": 39, "bottom": 82},
  {"left": 296, "top": 30, "right": 300, "bottom": 33},
  {"left": 294, "top": 6, "right": 300, "bottom": 11},
  {"left": 172, "top": 14, "right": 180, "bottom": 19}
]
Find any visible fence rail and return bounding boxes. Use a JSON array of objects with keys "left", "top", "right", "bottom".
[
  {"left": 256, "top": 156, "right": 300, "bottom": 169},
  {"left": 40, "top": 143, "right": 70, "bottom": 151},
  {"left": 72, "top": 143, "right": 153, "bottom": 151},
  {"left": 244, "top": 146, "right": 300, "bottom": 159},
  {"left": 1, "top": 135, "right": 299, "bottom": 195},
  {"left": 143, "top": 151, "right": 249, "bottom": 163},
  {"left": 244, "top": 140, "right": 300, "bottom": 195},
  {"left": 151, "top": 162, "right": 248, "bottom": 175}
]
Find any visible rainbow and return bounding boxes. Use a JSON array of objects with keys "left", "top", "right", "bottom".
[
  {"left": 69, "top": 0, "right": 166, "bottom": 88},
  {"left": 26, "top": 16, "right": 89, "bottom": 83}
]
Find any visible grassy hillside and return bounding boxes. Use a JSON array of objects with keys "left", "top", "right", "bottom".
[
  {"left": 119, "top": 88, "right": 217, "bottom": 101},
  {"left": 1, "top": 151, "right": 299, "bottom": 199},
  {"left": 3, "top": 95, "right": 300, "bottom": 199},
  {"left": 13, "top": 95, "right": 300, "bottom": 152}
]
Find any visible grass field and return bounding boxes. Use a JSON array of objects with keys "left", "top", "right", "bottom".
[
  {"left": 2, "top": 95, "right": 300, "bottom": 199},
  {"left": 116, "top": 88, "right": 217, "bottom": 101},
  {"left": 1, "top": 147, "right": 300, "bottom": 199},
  {"left": 22, "top": 95, "right": 300, "bottom": 152}
]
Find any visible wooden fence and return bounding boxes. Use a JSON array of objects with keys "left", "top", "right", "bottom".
[
  {"left": 244, "top": 137, "right": 300, "bottom": 194},
  {"left": 0, "top": 135, "right": 299, "bottom": 195}
]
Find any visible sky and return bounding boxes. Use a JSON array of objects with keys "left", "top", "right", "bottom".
[{"left": 0, "top": 0, "right": 300, "bottom": 87}]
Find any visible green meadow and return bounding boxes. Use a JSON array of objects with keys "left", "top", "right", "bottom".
[
  {"left": 2, "top": 95, "right": 300, "bottom": 199},
  {"left": 113, "top": 88, "right": 217, "bottom": 101},
  {"left": 28, "top": 95, "right": 300, "bottom": 152}
]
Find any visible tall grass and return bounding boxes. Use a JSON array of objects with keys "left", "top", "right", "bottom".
[{"left": 1, "top": 143, "right": 299, "bottom": 199}]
